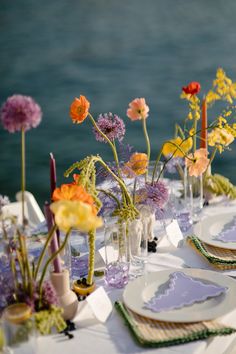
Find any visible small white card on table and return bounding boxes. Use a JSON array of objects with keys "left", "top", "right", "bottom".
[
  {"left": 74, "top": 286, "right": 112, "bottom": 326},
  {"left": 166, "top": 219, "right": 184, "bottom": 247}
]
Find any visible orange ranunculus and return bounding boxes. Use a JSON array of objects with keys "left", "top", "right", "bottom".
[
  {"left": 52, "top": 183, "right": 97, "bottom": 213},
  {"left": 185, "top": 148, "right": 209, "bottom": 177},
  {"left": 126, "top": 98, "right": 149, "bottom": 121},
  {"left": 182, "top": 82, "right": 201, "bottom": 96},
  {"left": 70, "top": 95, "right": 90, "bottom": 123},
  {"left": 123, "top": 152, "right": 148, "bottom": 177}
]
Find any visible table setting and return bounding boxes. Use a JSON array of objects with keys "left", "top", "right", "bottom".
[{"left": 1, "top": 68, "right": 236, "bottom": 353}]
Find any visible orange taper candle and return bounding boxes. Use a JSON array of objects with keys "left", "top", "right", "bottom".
[{"left": 200, "top": 97, "right": 207, "bottom": 150}]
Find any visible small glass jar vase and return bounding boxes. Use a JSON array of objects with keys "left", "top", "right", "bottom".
[
  {"left": 2, "top": 303, "right": 36, "bottom": 354},
  {"left": 104, "top": 217, "right": 129, "bottom": 289}
]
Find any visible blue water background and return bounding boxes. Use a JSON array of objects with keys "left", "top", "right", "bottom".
[{"left": 1, "top": 0, "right": 236, "bottom": 207}]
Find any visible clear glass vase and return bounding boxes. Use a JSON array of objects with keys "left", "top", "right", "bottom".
[
  {"left": 104, "top": 217, "right": 129, "bottom": 288},
  {"left": 2, "top": 303, "right": 36, "bottom": 354},
  {"left": 184, "top": 168, "right": 204, "bottom": 222}
]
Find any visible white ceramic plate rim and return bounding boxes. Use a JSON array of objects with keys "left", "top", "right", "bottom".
[
  {"left": 194, "top": 212, "right": 236, "bottom": 250},
  {"left": 122, "top": 268, "right": 236, "bottom": 322}
]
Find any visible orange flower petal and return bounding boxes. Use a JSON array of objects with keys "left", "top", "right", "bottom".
[{"left": 70, "top": 95, "right": 90, "bottom": 123}]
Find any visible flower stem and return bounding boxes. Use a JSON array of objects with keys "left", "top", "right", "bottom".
[
  {"left": 21, "top": 128, "right": 26, "bottom": 228},
  {"left": 87, "top": 229, "right": 95, "bottom": 286},
  {"left": 38, "top": 229, "right": 71, "bottom": 303},
  {"left": 142, "top": 118, "right": 151, "bottom": 180},
  {"left": 97, "top": 188, "right": 121, "bottom": 209},
  {"left": 34, "top": 224, "right": 57, "bottom": 280},
  {"left": 151, "top": 140, "right": 194, "bottom": 184}
]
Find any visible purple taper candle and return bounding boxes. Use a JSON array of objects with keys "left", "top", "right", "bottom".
[
  {"left": 50, "top": 152, "right": 57, "bottom": 200},
  {"left": 50, "top": 153, "right": 60, "bottom": 245},
  {"left": 44, "top": 201, "right": 62, "bottom": 273}
]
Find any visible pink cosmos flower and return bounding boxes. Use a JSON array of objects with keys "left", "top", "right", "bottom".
[
  {"left": 185, "top": 148, "right": 209, "bottom": 177},
  {"left": 126, "top": 98, "right": 149, "bottom": 121}
]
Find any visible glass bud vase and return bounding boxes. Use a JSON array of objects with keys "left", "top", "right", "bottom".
[
  {"left": 184, "top": 167, "right": 203, "bottom": 222},
  {"left": 127, "top": 212, "right": 149, "bottom": 278},
  {"left": 2, "top": 303, "right": 36, "bottom": 354},
  {"left": 104, "top": 217, "right": 129, "bottom": 289}
]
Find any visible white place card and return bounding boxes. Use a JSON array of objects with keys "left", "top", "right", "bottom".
[
  {"left": 166, "top": 219, "right": 184, "bottom": 247},
  {"left": 74, "top": 286, "right": 112, "bottom": 326}
]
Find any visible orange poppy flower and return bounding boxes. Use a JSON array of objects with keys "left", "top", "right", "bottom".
[
  {"left": 70, "top": 95, "right": 90, "bottom": 123},
  {"left": 52, "top": 183, "right": 97, "bottom": 214},
  {"left": 123, "top": 152, "right": 148, "bottom": 177}
]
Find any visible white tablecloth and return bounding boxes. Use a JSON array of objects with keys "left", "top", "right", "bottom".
[{"left": 36, "top": 198, "right": 236, "bottom": 354}]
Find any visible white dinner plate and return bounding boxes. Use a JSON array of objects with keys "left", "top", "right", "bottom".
[
  {"left": 123, "top": 268, "right": 236, "bottom": 322},
  {"left": 194, "top": 212, "right": 236, "bottom": 250}
]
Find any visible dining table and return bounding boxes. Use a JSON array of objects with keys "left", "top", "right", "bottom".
[{"left": 28, "top": 195, "right": 236, "bottom": 354}]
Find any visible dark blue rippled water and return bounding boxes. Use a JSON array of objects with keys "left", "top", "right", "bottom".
[{"left": 1, "top": 0, "right": 236, "bottom": 207}]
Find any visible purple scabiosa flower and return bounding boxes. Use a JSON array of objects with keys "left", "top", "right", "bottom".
[
  {"left": 0, "top": 94, "right": 42, "bottom": 133},
  {"left": 136, "top": 180, "right": 169, "bottom": 212},
  {"left": 93, "top": 112, "right": 125, "bottom": 142}
]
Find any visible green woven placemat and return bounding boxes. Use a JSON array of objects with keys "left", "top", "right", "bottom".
[
  {"left": 187, "top": 235, "right": 236, "bottom": 269},
  {"left": 115, "top": 301, "right": 236, "bottom": 348}
]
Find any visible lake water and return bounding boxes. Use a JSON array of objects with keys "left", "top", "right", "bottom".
[{"left": 1, "top": 0, "right": 236, "bottom": 207}]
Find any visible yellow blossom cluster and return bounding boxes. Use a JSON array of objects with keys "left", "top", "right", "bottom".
[
  {"left": 180, "top": 92, "right": 201, "bottom": 121},
  {"left": 206, "top": 68, "right": 236, "bottom": 105},
  {"left": 208, "top": 127, "right": 235, "bottom": 153}
]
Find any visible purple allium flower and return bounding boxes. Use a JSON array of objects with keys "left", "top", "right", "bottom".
[
  {"left": 41, "top": 280, "right": 59, "bottom": 307},
  {"left": 93, "top": 112, "right": 125, "bottom": 143},
  {"left": 0, "top": 94, "right": 42, "bottom": 133},
  {"left": 136, "top": 180, "right": 169, "bottom": 211}
]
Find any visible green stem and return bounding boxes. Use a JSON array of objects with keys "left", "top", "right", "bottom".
[
  {"left": 193, "top": 116, "right": 198, "bottom": 153},
  {"left": 151, "top": 140, "right": 195, "bottom": 184},
  {"left": 175, "top": 124, "right": 185, "bottom": 139},
  {"left": 132, "top": 177, "right": 137, "bottom": 203},
  {"left": 97, "top": 188, "right": 121, "bottom": 209},
  {"left": 38, "top": 229, "right": 71, "bottom": 302},
  {"left": 34, "top": 224, "right": 57, "bottom": 280},
  {"left": 94, "top": 156, "right": 133, "bottom": 206},
  {"left": 21, "top": 128, "right": 26, "bottom": 228},
  {"left": 142, "top": 118, "right": 151, "bottom": 180},
  {"left": 87, "top": 229, "right": 95, "bottom": 286}
]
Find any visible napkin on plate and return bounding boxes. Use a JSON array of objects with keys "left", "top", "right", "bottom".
[{"left": 144, "top": 271, "right": 227, "bottom": 313}]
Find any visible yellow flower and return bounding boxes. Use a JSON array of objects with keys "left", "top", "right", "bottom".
[
  {"left": 163, "top": 136, "right": 193, "bottom": 157},
  {"left": 207, "top": 68, "right": 236, "bottom": 105},
  {"left": 189, "top": 128, "right": 195, "bottom": 136},
  {"left": 50, "top": 200, "right": 103, "bottom": 233},
  {"left": 208, "top": 127, "right": 234, "bottom": 153}
]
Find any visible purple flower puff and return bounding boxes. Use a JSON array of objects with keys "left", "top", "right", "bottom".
[
  {"left": 41, "top": 280, "right": 59, "bottom": 307},
  {"left": 0, "top": 94, "right": 42, "bottom": 133},
  {"left": 93, "top": 112, "right": 125, "bottom": 142},
  {"left": 136, "top": 180, "right": 169, "bottom": 210}
]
